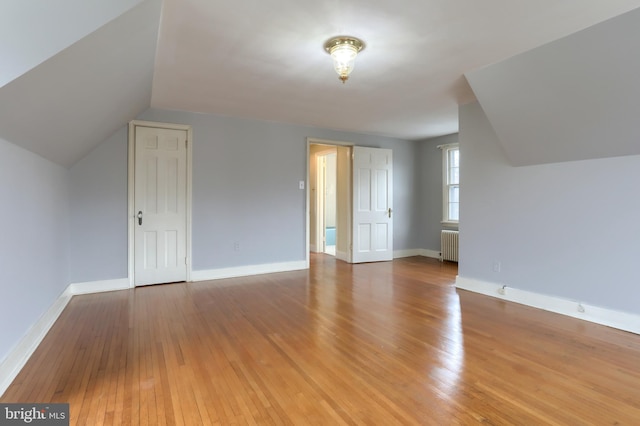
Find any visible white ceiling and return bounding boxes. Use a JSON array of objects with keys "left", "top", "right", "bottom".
[
  {"left": 151, "top": 0, "right": 640, "bottom": 140},
  {"left": 3, "top": 0, "right": 640, "bottom": 167}
]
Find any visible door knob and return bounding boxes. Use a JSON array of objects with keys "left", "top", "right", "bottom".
[
  {"left": 137, "top": 211, "right": 143, "bottom": 225},
  {"left": 388, "top": 208, "right": 392, "bottom": 218}
]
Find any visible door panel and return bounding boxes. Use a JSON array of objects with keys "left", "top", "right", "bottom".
[
  {"left": 352, "top": 146, "right": 393, "bottom": 263},
  {"left": 134, "top": 126, "right": 188, "bottom": 286}
]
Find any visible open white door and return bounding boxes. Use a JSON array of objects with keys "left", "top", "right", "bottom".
[
  {"left": 133, "top": 125, "right": 188, "bottom": 286},
  {"left": 352, "top": 146, "right": 393, "bottom": 263}
]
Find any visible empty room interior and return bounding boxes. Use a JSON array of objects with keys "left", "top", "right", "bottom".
[{"left": 1, "top": 0, "right": 640, "bottom": 424}]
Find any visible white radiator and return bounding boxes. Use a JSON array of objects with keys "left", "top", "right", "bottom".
[{"left": 441, "top": 230, "right": 459, "bottom": 262}]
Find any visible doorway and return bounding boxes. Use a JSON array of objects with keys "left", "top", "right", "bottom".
[
  {"left": 307, "top": 139, "right": 394, "bottom": 265},
  {"left": 308, "top": 141, "right": 353, "bottom": 263},
  {"left": 128, "top": 120, "right": 192, "bottom": 287},
  {"left": 317, "top": 151, "right": 337, "bottom": 255}
]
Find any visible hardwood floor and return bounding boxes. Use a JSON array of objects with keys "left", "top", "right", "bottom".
[{"left": 2, "top": 254, "right": 640, "bottom": 424}]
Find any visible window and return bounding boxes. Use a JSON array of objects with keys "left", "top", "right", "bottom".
[{"left": 441, "top": 144, "right": 459, "bottom": 225}]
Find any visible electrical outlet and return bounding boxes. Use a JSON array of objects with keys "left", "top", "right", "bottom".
[
  {"left": 233, "top": 241, "right": 240, "bottom": 251},
  {"left": 493, "top": 261, "right": 501, "bottom": 272}
]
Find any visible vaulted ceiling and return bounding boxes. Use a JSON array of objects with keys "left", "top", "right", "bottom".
[
  {"left": 467, "top": 6, "right": 640, "bottom": 165},
  {"left": 2, "top": 0, "right": 640, "bottom": 167}
]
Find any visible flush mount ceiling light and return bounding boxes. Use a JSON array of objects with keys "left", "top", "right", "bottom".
[{"left": 323, "top": 36, "right": 365, "bottom": 84}]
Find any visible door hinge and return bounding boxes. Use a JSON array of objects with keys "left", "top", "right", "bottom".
[{"left": 185, "top": 257, "right": 188, "bottom": 265}]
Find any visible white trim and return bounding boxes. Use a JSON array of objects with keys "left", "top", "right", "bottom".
[
  {"left": 336, "top": 250, "right": 349, "bottom": 262},
  {"left": 456, "top": 276, "right": 640, "bottom": 335},
  {"left": 185, "top": 126, "right": 193, "bottom": 282},
  {"left": 128, "top": 120, "right": 193, "bottom": 288},
  {"left": 305, "top": 140, "right": 310, "bottom": 268},
  {"left": 68, "top": 278, "right": 130, "bottom": 295},
  {"left": 441, "top": 221, "right": 459, "bottom": 228},
  {"left": 394, "top": 249, "right": 421, "bottom": 258},
  {"left": 0, "top": 287, "right": 73, "bottom": 397},
  {"left": 307, "top": 138, "right": 355, "bottom": 148},
  {"left": 394, "top": 249, "right": 442, "bottom": 259},
  {"left": 437, "top": 142, "right": 459, "bottom": 150},
  {"left": 127, "top": 123, "right": 135, "bottom": 287},
  {"left": 191, "top": 260, "right": 308, "bottom": 282},
  {"left": 420, "top": 249, "right": 442, "bottom": 259},
  {"left": 441, "top": 143, "right": 459, "bottom": 224},
  {"left": 317, "top": 154, "right": 326, "bottom": 254}
]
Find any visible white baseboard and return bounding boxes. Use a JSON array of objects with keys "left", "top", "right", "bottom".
[
  {"left": 456, "top": 276, "right": 640, "bottom": 335},
  {"left": 336, "top": 250, "right": 349, "bottom": 262},
  {"left": 393, "top": 249, "right": 421, "bottom": 258},
  {"left": 0, "top": 286, "right": 74, "bottom": 397},
  {"left": 69, "top": 278, "right": 131, "bottom": 295},
  {"left": 394, "top": 249, "right": 441, "bottom": 260},
  {"left": 419, "top": 249, "right": 442, "bottom": 259},
  {"left": 191, "top": 260, "right": 308, "bottom": 282}
]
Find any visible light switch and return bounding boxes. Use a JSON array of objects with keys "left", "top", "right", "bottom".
[{"left": 299, "top": 180, "right": 305, "bottom": 189}]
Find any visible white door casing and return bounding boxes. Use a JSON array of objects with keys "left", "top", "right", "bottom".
[
  {"left": 317, "top": 154, "right": 326, "bottom": 253},
  {"left": 129, "top": 122, "right": 191, "bottom": 286},
  {"left": 352, "top": 146, "right": 393, "bottom": 263},
  {"left": 305, "top": 138, "right": 355, "bottom": 266},
  {"left": 335, "top": 145, "right": 352, "bottom": 262}
]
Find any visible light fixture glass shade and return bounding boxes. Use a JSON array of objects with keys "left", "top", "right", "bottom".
[
  {"left": 324, "top": 36, "right": 365, "bottom": 83},
  {"left": 330, "top": 44, "right": 358, "bottom": 82}
]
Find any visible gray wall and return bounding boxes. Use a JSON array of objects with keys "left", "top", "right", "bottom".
[
  {"left": 415, "top": 133, "right": 458, "bottom": 252},
  {"left": 0, "top": 139, "right": 69, "bottom": 363},
  {"left": 68, "top": 108, "right": 419, "bottom": 279},
  {"left": 69, "top": 127, "right": 129, "bottom": 283},
  {"left": 459, "top": 101, "right": 640, "bottom": 314}
]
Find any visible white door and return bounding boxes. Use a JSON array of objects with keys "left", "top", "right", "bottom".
[
  {"left": 134, "top": 125, "right": 188, "bottom": 286},
  {"left": 352, "top": 146, "right": 393, "bottom": 263}
]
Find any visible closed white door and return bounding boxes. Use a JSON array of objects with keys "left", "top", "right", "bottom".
[
  {"left": 134, "top": 125, "right": 188, "bottom": 286},
  {"left": 352, "top": 146, "right": 393, "bottom": 263}
]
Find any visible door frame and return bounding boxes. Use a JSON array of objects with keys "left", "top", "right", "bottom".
[
  {"left": 127, "top": 120, "right": 193, "bottom": 288},
  {"left": 306, "top": 138, "right": 353, "bottom": 265},
  {"left": 316, "top": 154, "right": 326, "bottom": 253}
]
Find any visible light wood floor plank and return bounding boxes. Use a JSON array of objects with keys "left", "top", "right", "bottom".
[{"left": 2, "top": 254, "right": 640, "bottom": 424}]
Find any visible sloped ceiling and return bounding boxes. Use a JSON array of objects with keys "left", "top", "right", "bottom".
[
  {"left": 3, "top": 0, "right": 640, "bottom": 167},
  {"left": 0, "top": 0, "right": 144, "bottom": 88},
  {"left": 0, "top": 0, "right": 162, "bottom": 167},
  {"left": 466, "top": 7, "right": 640, "bottom": 166}
]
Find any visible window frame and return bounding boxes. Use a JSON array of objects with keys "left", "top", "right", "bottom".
[{"left": 440, "top": 143, "right": 459, "bottom": 227}]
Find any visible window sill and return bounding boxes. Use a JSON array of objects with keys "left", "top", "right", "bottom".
[{"left": 441, "top": 221, "right": 459, "bottom": 229}]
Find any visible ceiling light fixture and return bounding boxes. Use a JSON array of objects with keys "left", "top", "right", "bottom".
[{"left": 323, "top": 36, "right": 365, "bottom": 84}]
